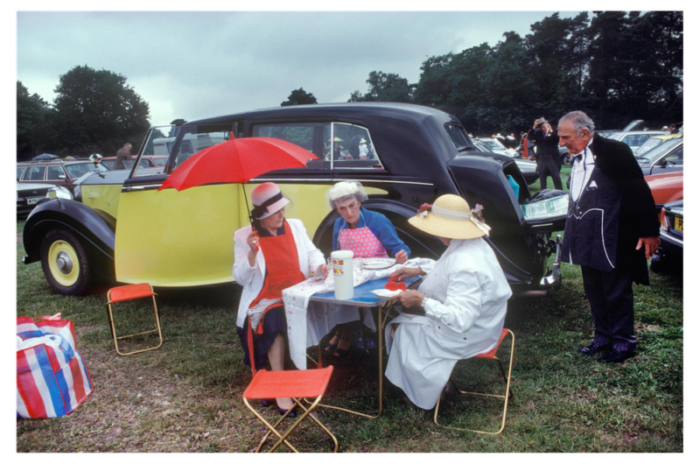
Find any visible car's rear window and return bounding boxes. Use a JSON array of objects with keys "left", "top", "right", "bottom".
[{"left": 65, "top": 162, "right": 107, "bottom": 178}]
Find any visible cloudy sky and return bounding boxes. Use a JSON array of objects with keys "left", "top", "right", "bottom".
[{"left": 16, "top": 9, "right": 589, "bottom": 127}]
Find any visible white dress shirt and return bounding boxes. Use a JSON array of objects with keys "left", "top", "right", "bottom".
[{"left": 570, "top": 138, "right": 596, "bottom": 201}]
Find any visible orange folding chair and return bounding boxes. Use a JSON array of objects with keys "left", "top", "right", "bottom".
[
  {"left": 105, "top": 283, "right": 163, "bottom": 356},
  {"left": 434, "top": 328, "right": 515, "bottom": 435},
  {"left": 242, "top": 366, "right": 338, "bottom": 453}
]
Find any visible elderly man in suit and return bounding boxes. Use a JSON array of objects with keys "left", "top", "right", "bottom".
[
  {"left": 115, "top": 143, "right": 133, "bottom": 170},
  {"left": 558, "top": 111, "right": 660, "bottom": 364}
]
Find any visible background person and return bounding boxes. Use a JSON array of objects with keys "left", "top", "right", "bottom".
[
  {"left": 558, "top": 111, "right": 659, "bottom": 364},
  {"left": 385, "top": 194, "right": 512, "bottom": 410},
  {"left": 324, "top": 181, "right": 411, "bottom": 357},
  {"left": 114, "top": 143, "right": 133, "bottom": 170},
  {"left": 528, "top": 118, "right": 563, "bottom": 190},
  {"left": 233, "top": 182, "right": 327, "bottom": 414}
]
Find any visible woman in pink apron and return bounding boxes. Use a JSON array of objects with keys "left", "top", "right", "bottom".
[
  {"left": 233, "top": 183, "right": 327, "bottom": 415},
  {"left": 324, "top": 181, "right": 411, "bottom": 357}
]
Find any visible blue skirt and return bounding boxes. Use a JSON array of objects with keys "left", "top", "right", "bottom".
[{"left": 236, "top": 306, "right": 287, "bottom": 369}]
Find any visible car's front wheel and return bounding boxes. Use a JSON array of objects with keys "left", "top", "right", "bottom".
[{"left": 40, "top": 229, "right": 92, "bottom": 296}]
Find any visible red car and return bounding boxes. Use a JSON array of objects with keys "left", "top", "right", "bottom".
[{"left": 645, "top": 171, "right": 683, "bottom": 223}]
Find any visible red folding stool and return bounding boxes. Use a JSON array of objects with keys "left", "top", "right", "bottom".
[
  {"left": 105, "top": 283, "right": 163, "bottom": 356},
  {"left": 434, "top": 328, "right": 515, "bottom": 435},
  {"left": 242, "top": 366, "right": 338, "bottom": 453}
]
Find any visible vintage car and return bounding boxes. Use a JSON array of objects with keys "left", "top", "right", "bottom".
[
  {"left": 17, "top": 159, "right": 108, "bottom": 188},
  {"left": 636, "top": 138, "right": 683, "bottom": 176},
  {"left": 650, "top": 199, "right": 683, "bottom": 274},
  {"left": 23, "top": 103, "right": 565, "bottom": 296}
]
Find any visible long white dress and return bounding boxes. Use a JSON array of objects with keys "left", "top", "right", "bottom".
[{"left": 384, "top": 237, "right": 512, "bottom": 410}]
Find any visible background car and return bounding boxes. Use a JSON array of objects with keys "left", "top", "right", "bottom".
[
  {"left": 473, "top": 139, "right": 538, "bottom": 185},
  {"left": 475, "top": 138, "right": 517, "bottom": 157},
  {"left": 635, "top": 133, "right": 682, "bottom": 156},
  {"left": 645, "top": 171, "right": 683, "bottom": 222},
  {"left": 637, "top": 138, "right": 683, "bottom": 176},
  {"left": 17, "top": 184, "right": 73, "bottom": 218},
  {"left": 23, "top": 103, "right": 564, "bottom": 297},
  {"left": 650, "top": 199, "right": 683, "bottom": 275},
  {"left": 606, "top": 130, "right": 667, "bottom": 152},
  {"left": 17, "top": 159, "right": 108, "bottom": 188}
]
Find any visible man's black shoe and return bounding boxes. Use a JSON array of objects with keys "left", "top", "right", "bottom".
[
  {"left": 578, "top": 343, "right": 611, "bottom": 356},
  {"left": 600, "top": 348, "right": 636, "bottom": 364}
]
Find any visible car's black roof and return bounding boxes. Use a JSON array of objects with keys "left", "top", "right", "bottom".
[{"left": 186, "top": 102, "right": 457, "bottom": 127}]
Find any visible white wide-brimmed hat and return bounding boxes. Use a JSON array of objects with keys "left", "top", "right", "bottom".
[
  {"left": 408, "top": 194, "right": 491, "bottom": 240},
  {"left": 251, "top": 182, "right": 290, "bottom": 220}
]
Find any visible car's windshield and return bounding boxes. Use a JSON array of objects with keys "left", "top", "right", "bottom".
[
  {"left": 65, "top": 162, "right": 108, "bottom": 178},
  {"left": 139, "top": 125, "right": 231, "bottom": 174},
  {"left": 481, "top": 139, "right": 505, "bottom": 150},
  {"left": 637, "top": 139, "right": 683, "bottom": 163}
]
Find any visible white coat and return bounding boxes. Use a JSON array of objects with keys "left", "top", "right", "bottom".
[
  {"left": 385, "top": 237, "right": 512, "bottom": 410},
  {"left": 233, "top": 219, "right": 326, "bottom": 329}
]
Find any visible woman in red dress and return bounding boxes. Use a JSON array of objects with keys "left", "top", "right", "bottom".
[{"left": 233, "top": 183, "right": 327, "bottom": 414}]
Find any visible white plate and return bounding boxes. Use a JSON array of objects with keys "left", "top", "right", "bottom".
[
  {"left": 362, "top": 258, "right": 396, "bottom": 270},
  {"left": 372, "top": 288, "right": 403, "bottom": 300}
]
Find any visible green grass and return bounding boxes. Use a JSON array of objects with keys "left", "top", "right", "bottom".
[{"left": 16, "top": 219, "right": 683, "bottom": 452}]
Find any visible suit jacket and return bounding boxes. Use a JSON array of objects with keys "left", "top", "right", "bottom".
[
  {"left": 528, "top": 128, "right": 561, "bottom": 167},
  {"left": 565, "top": 134, "right": 659, "bottom": 284},
  {"left": 115, "top": 148, "right": 132, "bottom": 170}
]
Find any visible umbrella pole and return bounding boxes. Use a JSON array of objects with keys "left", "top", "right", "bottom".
[{"left": 242, "top": 185, "right": 253, "bottom": 228}]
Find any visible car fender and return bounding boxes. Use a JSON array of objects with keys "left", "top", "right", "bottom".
[
  {"left": 312, "top": 199, "right": 443, "bottom": 259},
  {"left": 22, "top": 198, "right": 116, "bottom": 275}
]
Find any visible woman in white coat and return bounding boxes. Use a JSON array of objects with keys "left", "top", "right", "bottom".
[
  {"left": 233, "top": 182, "right": 327, "bottom": 414},
  {"left": 386, "top": 194, "right": 512, "bottom": 410}
]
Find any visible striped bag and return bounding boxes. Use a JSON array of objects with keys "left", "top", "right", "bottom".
[{"left": 16, "top": 314, "right": 94, "bottom": 419}]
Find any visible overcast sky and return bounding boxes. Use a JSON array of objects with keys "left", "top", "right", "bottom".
[{"left": 16, "top": 10, "right": 589, "bottom": 127}]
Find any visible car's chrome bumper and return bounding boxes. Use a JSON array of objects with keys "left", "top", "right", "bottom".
[{"left": 539, "top": 234, "right": 562, "bottom": 289}]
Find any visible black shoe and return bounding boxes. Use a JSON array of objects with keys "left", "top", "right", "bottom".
[
  {"left": 578, "top": 343, "right": 611, "bottom": 356},
  {"left": 261, "top": 398, "right": 275, "bottom": 407},
  {"left": 600, "top": 348, "right": 636, "bottom": 364},
  {"left": 278, "top": 406, "right": 297, "bottom": 418}
]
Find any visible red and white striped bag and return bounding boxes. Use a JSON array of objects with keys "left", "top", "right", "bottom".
[{"left": 16, "top": 314, "right": 94, "bottom": 419}]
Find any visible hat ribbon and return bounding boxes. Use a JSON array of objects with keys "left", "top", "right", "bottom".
[
  {"left": 431, "top": 204, "right": 491, "bottom": 236},
  {"left": 251, "top": 191, "right": 284, "bottom": 219}
]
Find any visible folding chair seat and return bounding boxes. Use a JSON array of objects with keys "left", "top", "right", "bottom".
[
  {"left": 242, "top": 366, "right": 338, "bottom": 453},
  {"left": 105, "top": 283, "right": 163, "bottom": 356},
  {"left": 434, "top": 328, "right": 515, "bottom": 435}
]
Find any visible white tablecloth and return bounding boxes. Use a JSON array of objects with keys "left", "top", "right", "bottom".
[{"left": 281, "top": 258, "right": 435, "bottom": 369}]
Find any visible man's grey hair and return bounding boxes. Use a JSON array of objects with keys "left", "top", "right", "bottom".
[
  {"left": 559, "top": 111, "right": 595, "bottom": 136},
  {"left": 123, "top": 143, "right": 132, "bottom": 148}
]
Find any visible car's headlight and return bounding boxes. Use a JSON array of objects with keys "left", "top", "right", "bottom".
[
  {"left": 47, "top": 186, "right": 74, "bottom": 201},
  {"left": 73, "top": 184, "right": 82, "bottom": 202}
]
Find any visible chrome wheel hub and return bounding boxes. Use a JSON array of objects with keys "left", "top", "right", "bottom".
[{"left": 56, "top": 251, "right": 74, "bottom": 275}]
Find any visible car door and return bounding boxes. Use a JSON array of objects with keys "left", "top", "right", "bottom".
[{"left": 650, "top": 144, "right": 683, "bottom": 176}]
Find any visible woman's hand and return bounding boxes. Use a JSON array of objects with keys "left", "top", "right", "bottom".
[
  {"left": 395, "top": 250, "right": 408, "bottom": 264},
  {"left": 390, "top": 266, "right": 424, "bottom": 282},
  {"left": 314, "top": 263, "right": 329, "bottom": 281},
  {"left": 389, "top": 289, "right": 425, "bottom": 308},
  {"left": 247, "top": 230, "right": 260, "bottom": 264}
]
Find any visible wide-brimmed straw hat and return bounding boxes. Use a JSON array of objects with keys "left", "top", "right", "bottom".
[
  {"left": 251, "top": 182, "right": 290, "bottom": 220},
  {"left": 408, "top": 194, "right": 491, "bottom": 240}
]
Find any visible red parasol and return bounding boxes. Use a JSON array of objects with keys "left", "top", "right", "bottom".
[{"left": 158, "top": 137, "right": 318, "bottom": 192}]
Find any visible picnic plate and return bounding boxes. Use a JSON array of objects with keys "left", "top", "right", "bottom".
[
  {"left": 372, "top": 288, "right": 403, "bottom": 300},
  {"left": 362, "top": 258, "right": 396, "bottom": 270}
]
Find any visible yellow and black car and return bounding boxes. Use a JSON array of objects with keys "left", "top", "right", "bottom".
[{"left": 23, "top": 102, "right": 566, "bottom": 296}]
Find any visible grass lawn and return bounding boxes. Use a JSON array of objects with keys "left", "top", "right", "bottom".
[
  {"left": 527, "top": 164, "right": 572, "bottom": 196},
  {"left": 16, "top": 218, "right": 683, "bottom": 452}
]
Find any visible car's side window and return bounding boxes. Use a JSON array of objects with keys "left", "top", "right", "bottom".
[
  {"left": 47, "top": 166, "right": 65, "bottom": 180},
  {"left": 664, "top": 147, "right": 683, "bottom": 166},
  {"left": 253, "top": 122, "right": 330, "bottom": 170},
  {"left": 330, "top": 123, "right": 384, "bottom": 170},
  {"left": 26, "top": 166, "right": 46, "bottom": 181}
]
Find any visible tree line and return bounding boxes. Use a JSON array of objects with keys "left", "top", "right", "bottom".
[
  {"left": 285, "top": 11, "right": 683, "bottom": 136},
  {"left": 17, "top": 65, "right": 151, "bottom": 161},
  {"left": 18, "top": 11, "right": 682, "bottom": 160}
]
